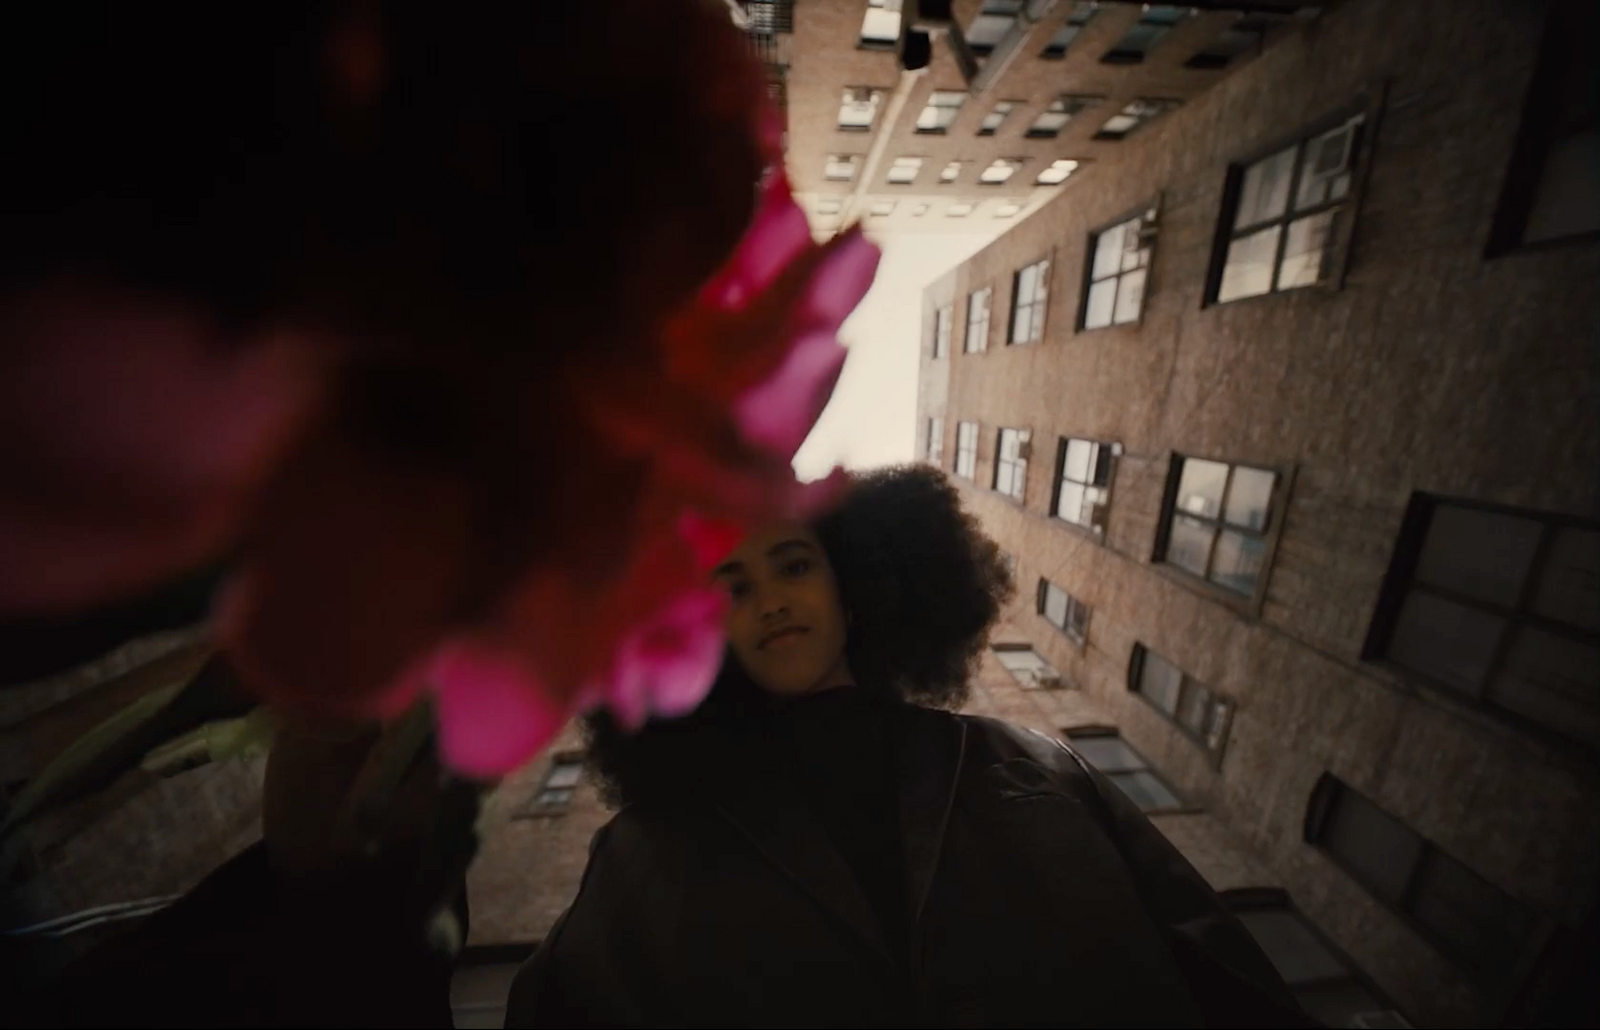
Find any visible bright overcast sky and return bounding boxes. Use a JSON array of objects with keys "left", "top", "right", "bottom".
[{"left": 792, "top": 231, "right": 991, "bottom": 482}]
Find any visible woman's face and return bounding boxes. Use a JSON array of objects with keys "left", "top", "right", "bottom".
[{"left": 712, "top": 521, "right": 852, "bottom": 697}]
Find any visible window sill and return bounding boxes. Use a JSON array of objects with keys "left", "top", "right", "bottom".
[
  {"left": 914, "top": 128, "right": 949, "bottom": 136},
  {"left": 836, "top": 124, "right": 872, "bottom": 133},
  {"left": 1149, "top": 560, "right": 1264, "bottom": 620},
  {"left": 1048, "top": 514, "right": 1107, "bottom": 545}
]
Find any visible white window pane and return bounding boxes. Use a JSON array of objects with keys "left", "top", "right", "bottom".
[
  {"left": 1029, "top": 110, "right": 1071, "bottom": 135},
  {"left": 1112, "top": 268, "right": 1146, "bottom": 324},
  {"left": 997, "top": 648, "right": 1047, "bottom": 673},
  {"left": 1176, "top": 458, "right": 1229, "bottom": 518},
  {"left": 1100, "top": 113, "right": 1138, "bottom": 135},
  {"left": 1109, "top": 770, "right": 1181, "bottom": 812},
  {"left": 1044, "top": 581, "right": 1069, "bottom": 626},
  {"left": 1092, "top": 223, "right": 1126, "bottom": 279},
  {"left": 1296, "top": 123, "right": 1358, "bottom": 210},
  {"left": 1388, "top": 591, "right": 1508, "bottom": 694},
  {"left": 1237, "top": 909, "right": 1351, "bottom": 986},
  {"left": 1056, "top": 480, "right": 1087, "bottom": 524},
  {"left": 1485, "top": 627, "right": 1600, "bottom": 745},
  {"left": 1167, "top": 515, "right": 1217, "bottom": 578},
  {"left": 1235, "top": 146, "right": 1297, "bottom": 228},
  {"left": 1066, "top": 599, "right": 1090, "bottom": 641},
  {"left": 1084, "top": 278, "right": 1117, "bottom": 329},
  {"left": 1063, "top": 439, "right": 1093, "bottom": 483},
  {"left": 980, "top": 160, "right": 1016, "bottom": 183},
  {"left": 1322, "top": 790, "right": 1424, "bottom": 903},
  {"left": 1277, "top": 209, "right": 1339, "bottom": 290},
  {"left": 1211, "top": 529, "right": 1267, "bottom": 596},
  {"left": 1016, "top": 262, "right": 1038, "bottom": 301},
  {"left": 537, "top": 786, "right": 574, "bottom": 806},
  {"left": 1218, "top": 225, "right": 1281, "bottom": 302},
  {"left": 860, "top": 8, "right": 902, "bottom": 41},
  {"left": 1137, "top": 650, "right": 1184, "bottom": 714},
  {"left": 1071, "top": 735, "right": 1145, "bottom": 773},
  {"left": 1416, "top": 506, "right": 1543, "bottom": 606},
  {"left": 1012, "top": 304, "right": 1033, "bottom": 343},
  {"left": 1533, "top": 528, "right": 1600, "bottom": 632},
  {"left": 1036, "top": 159, "right": 1077, "bottom": 184},
  {"left": 1224, "top": 466, "right": 1276, "bottom": 530},
  {"left": 545, "top": 762, "right": 582, "bottom": 789}
]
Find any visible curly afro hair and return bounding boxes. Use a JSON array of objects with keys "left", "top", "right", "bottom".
[{"left": 585, "top": 464, "right": 1014, "bottom": 808}]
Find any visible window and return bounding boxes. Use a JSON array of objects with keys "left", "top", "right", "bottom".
[
  {"left": 946, "top": 202, "right": 975, "bottom": 218},
  {"left": 815, "top": 197, "right": 843, "bottom": 217},
  {"left": 966, "top": 1, "right": 1023, "bottom": 55},
  {"left": 991, "top": 643, "right": 1062, "bottom": 689},
  {"left": 1052, "top": 437, "right": 1115, "bottom": 535},
  {"left": 1101, "top": 4, "right": 1189, "bottom": 64},
  {"left": 1213, "top": 114, "right": 1365, "bottom": 303},
  {"left": 926, "top": 416, "right": 944, "bottom": 465},
  {"left": 1065, "top": 728, "right": 1182, "bottom": 812},
  {"left": 743, "top": 1, "right": 794, "bottom": 36},
  {"left": 1000, "top": 550, "right": 1017, "bottom": 577},
  {"left": 868, "top": 200, "right": 895, "bottom": 217},
  {"left": 838, "top": 87, "right": 885, "bottom": 131},
  {"left": 517, "top": 753, "right": 583, "bottom": 816},
  {"left": 1082, "top": 207, "right": 1156, "bottom": 329},
  {"left": 887, "top": 155, "right": 923, "bottom": 184},
  {"left": 994, "top": 202, "right": 1021, "bottom": 218},
  {"left": 931, "top": 305, "right": 952, "bottom": 358},
  {"left": 1364, "top": 496, "right": 1600, "bottom": 747},
  {"left": 1224, "top": 890, "right": 1401, "bottom": 1030},
  {"left": 978, "top": 158, "right": 1019, "bottom": 184},
  {"left": 1038, "top": 578, "right": 1090, "bottom": 644},
  {"left": 1157, "top": 455, "right": 1280, "bottom": 599},
  {"left": 1487, "top": 7, "right": 1600, "bottom": 251},
  {"left": 1094, "top": 98, "right": 1179, "bottom": 140},
  {"left": 1130, "top": 644, "right": 1233, "bottom": 754},
  {"left": 916, "top": 90, "right": 966, "bottom": 134},
  {"left": 955, "top": 421, "right": 979, "bottom": 479},
  {"left": 1036, "top": 158, "right": 1080, "bottom": 185},
  {"left": 911, "top": 202, "right": 930, "bottom": 217},
  {"left": 1008, "top": 257, "right": 1050, "bottom": 343},
  {"left": 1041, "top": 3, "right": 1099, "bottom": 58},
  {"left": 993, "top": 427, "right": 1029, "bottom": 501},
  {"left": 965, "top": 287, "right": 991, "bottom": 352},
  {"left": 1026, "top": 95, "right": 1102, "bottom": 138},
  {"left": 824, "top": 154, "right": 861, "bottom": 181},
  {"left": 1307, "top": 775, "right": 1546, "bottom": 984},
  {"left": 859, "top": 0, "right": 902, "bottom": 48},
  {"left": 978, "top": 101, "right": 1017, "bottom": 136},
  {"left": 1184, "top": 14, "right": 1283, "bottom": 70},
  {"left": 939, "top": 160, "right": 962, "bottom": 183}
]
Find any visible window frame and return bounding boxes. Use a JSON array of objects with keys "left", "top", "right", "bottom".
[
  {"left": 1361, "top": 492, "right": 1600, "bottom": 750},
  {"left": 992, "top": 426, "right": 1029, "bottom": 502},
  {"left": 954, "top": 420, "right": 979, "bottom": 480},
  {"left": 1305, "top": 774, "right": 1552, "bottom": 992},
  {"left": 515, "top": 751, "right": 585, "bottom": 818},
  {"left": 1152, "top": 453, "right": 1295, "bottom": 617},
  {"left": 1037, "top": 577, "right": 1091, "bottom": 646},
  {"left": 824, "top": 153, "right": 862, "bottom": 182},
  {"left": 1203, "top": 91, "right": 1384, "bottom": 306},
  {"left": 858, "top": 0, "right": 903, "bottom": 51},
  {"left": 1025, "top": 94, "right": 1104, "bottom": 139},
  {"left": 964, "top": 286, "right": 992, "bottom": 353},
  {"left": 1078, "top": 200, "right": 1160, "bottom": 331},
  {"left": 1063, "top": 726, "right": 1189, "bottom": 814},
  {"left": 837, "top": 86, "right": 887, "bottom": 132},
  {"left": 931, "top": 304, "right": 952, "bottom": 358},
  {"left": 1040, "top": 4, "right": 1099, "bottom": 59},
  {"left": 926, "top": 415, "right": 945, "bottom": 466},
  {"left": 887, "top": 155, "right": 925, "bottom": 185},
  {"left": 1050, "top": 436, "right": 1119, "bottom": 540},
  {"left": 977, "top": 100, "right": 1019, "bottom": 136},
  {"left": 1092, "top": 97, "right": 1180, "bottom": 141},
  {"left": 915, "top": 89, "right": 967, "bottom": 135},
  {"left": 1127, "top": 643, "right": 1234, "bottom": 761},
  {"left": 1007, "top": 254, "right": 1053, "bottom": 344}
]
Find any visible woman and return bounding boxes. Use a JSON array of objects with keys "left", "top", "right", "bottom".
[{"left": 509, "top": 465, "right": 1308, "bottom": 1028}]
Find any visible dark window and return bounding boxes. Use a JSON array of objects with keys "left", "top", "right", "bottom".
[
  {"left": 1184, "top": 14, "right": 1283, "bottom": 69},
  {"left": 916, "top": 90, "right": 966, "bottom": 134},
  {"left": 992, "top": 642, "right": 1062, "bottom": 689},
  {"left": 1307, "top": 775, "right": 1546, "bottom": 983},
  {"left": 1026, "top": 94, "right": 1103, "bottom": 138},
  {"left": 838, "top": 87, "right": 885, "bottom": 131},
  {"left": 926, "top": 416, "right": 944, "bottom": 465},
  {"left": 1487, "top": 5, "right": 1600, "bottom": 251},
  {"left": 1213, "top": 114, "right": 1365, "bottom": 302},
  {"left": 931, "top": 305, "right": 952, "bottom": 358},
  {"left": 1364, "top": 495, "right": 1600, "bottom": 747},
  {"left": 993, "top": 427, "right": 1029, "bottom": 501},
  {"left": 1094, "top": 97, "right": 1180, "bottom": 140},
  {"left": 1082, "top": 207, "right": 1156, "bottom": 329},
  {"left": 1041, "top": 3, "right": 1099, "bottom": 59},
  {"left": 955, "top": 421, "right": 979, "bottom": 479},
  {"left": 1052, "top": 437, "right": 1115, "bottom": 535},
  {"left": 1065, "top": 728, "right": 1183, "bottom": 812},
  {"left": 517, "top": 753, "right": 583, "bottom": 816},
  {"left": 1008, "top": 257, "right": 1051, "bottom": 343},
  {"left": 1101, "top": 4, "right": 1189, "bottom": 64},
  {"left": 1224, "top": 889, "right": 1403, "bottom": 1029},
  {"left": 1130, "top": 644, "right": 1233, "bottom": 754},
  {"left": 978, "top": 100, "right": 1017, "bottom": 135},
  {"left": 966, "top": 0, "right": 1023, "bottom": 55},
  {"left": 859, "top": 0, "right": 902, "bottom": 49},
  {"left": 1156, "top": 455, "right": 1280, "bottom": 599},
  {"left": 965, "top": 287, "right": 992, "bottom": 352},
  {"left": 1038, "top": 578, "right": 1091, "bottom": 644}
]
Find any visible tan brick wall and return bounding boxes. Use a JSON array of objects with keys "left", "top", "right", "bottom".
[{"left": 919, "top": 0, "right": 1599, "bottom": 1023}]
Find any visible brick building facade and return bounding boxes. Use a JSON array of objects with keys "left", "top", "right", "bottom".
[{"left": 917, "top": 0, "right": 1598, "bottom": 1024}]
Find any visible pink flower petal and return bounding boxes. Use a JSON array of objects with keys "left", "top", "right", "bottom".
[
  {"left": 702, "top": 174, "right": 812, "bottom": 310},
  {"left": 604, "top": 587, "right": 728, "bottom": 729},
  {"left": 732, "top": 332, "right": 848, "bottom": 459},
  {"left": 679, "top": 512, "right": 746, "bottom": 572},
  {"left": 800, "top": 227, "right": 881, "bottom": 331},
  {"left": 428, "top": 640, "right": 570, "bottom": 779}
]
